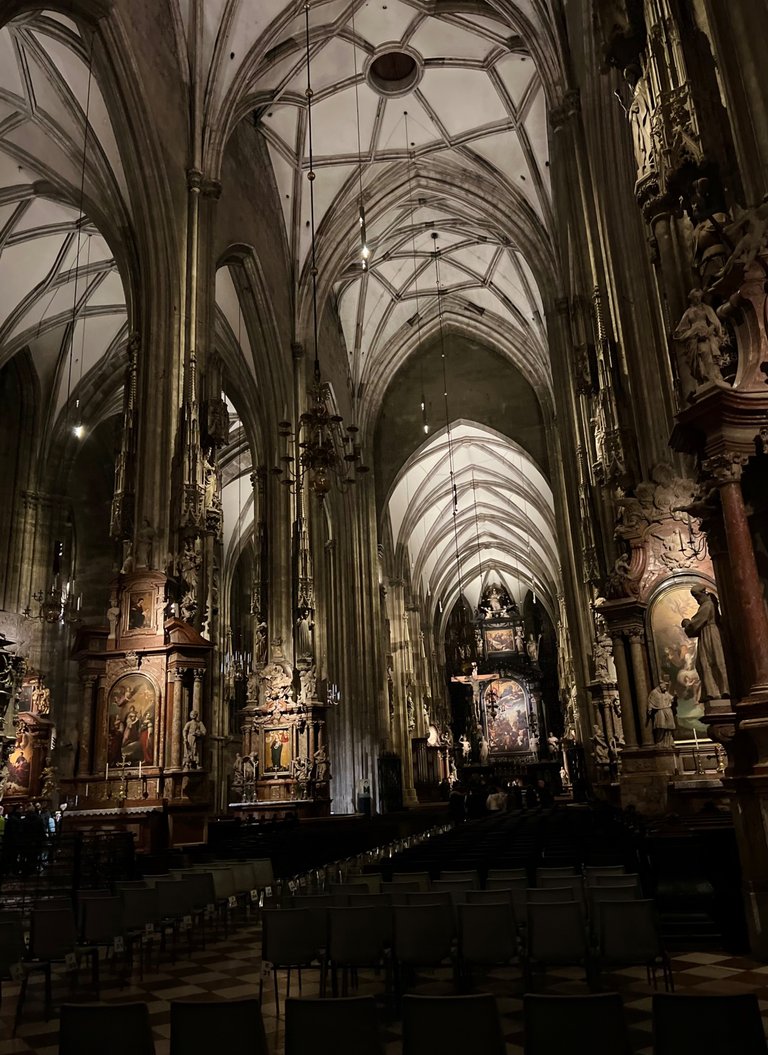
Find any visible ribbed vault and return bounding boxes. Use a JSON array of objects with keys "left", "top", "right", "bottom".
[{"left": 387, "top": 421, "right": 559, "bottom": 631}]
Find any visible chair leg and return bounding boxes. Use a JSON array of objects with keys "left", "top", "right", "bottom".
[
  {"left": 273, "top": 967, "right": 280, "bottom": 1017},
  {"left": 13, "top": 972, "right": 28, "bottom": 1035},
  {"left": 43, "top": 963, "right": 52, "bottom": 1020}
]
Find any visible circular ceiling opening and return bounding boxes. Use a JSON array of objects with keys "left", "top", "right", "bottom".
[{"left": 367, "top": 49, "right": 422, "bottom": 97}]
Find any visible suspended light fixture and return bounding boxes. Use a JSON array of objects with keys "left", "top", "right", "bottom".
[{"left": 272, "top": 4, "right": 369, "bottom": 501}]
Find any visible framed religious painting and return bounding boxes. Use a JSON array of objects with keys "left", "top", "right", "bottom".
[
  {"left": 484, "top": 626, "right": 516, "bottom": 655},
  {"left": 107, "top": 673, "right": 158, "bottom": 766},
  {"left": 262, "top": 727, "right": 292, "bottom": 774},
  {"left": 647, "top": 575, "right": 716, "bottom": 738},
  {"left": 485, "top": 678, "right": 531, "bottom": 753}
]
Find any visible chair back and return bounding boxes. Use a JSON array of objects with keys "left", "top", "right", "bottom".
[
  {"left": 0, "top": 919, "right": 26, "bottom": 975},
  {"left": 392, "top": 872, "right": 430, "bottom": 891},
  {"left": 598, "top": 900, "right": 662, "bottom": 962},
  {"left": 440, "top": 870, "right": 479, "bottom": 885},
  {"left": 527, "top": 902, "right": 587, "bottom": 965},
  {"left": 183, "top": 871, "right": 215, "bottom": 910},
  {"left": 250, "top": 859, "right": 275, "bottom": 890},
  {"left": 328, "top": 907, "right": 391, "bottom": 965},
  {"left": 30, "top": 906, "right": 76, "bottom": 960},
  {"left": 524, "top": 993, "right": 630, "bottom": 1055},
  {"left": 584, "top": 865, "right": 626, "bottom": 882},
  {"left": 593, "top": 872, "right": 641, "bottom": 892},
  {"left": 537, "top": 866, "right": 577, "bottom": 878},
  {"left": 393, "top": 904, "right": 454, "bottom": 965},
  {"left": 487, "top": 868, "right": 527, "bottom": 881},
  {"left": 458, "top": 903, "right": 517, "bottom": 964},
  {"left": 285, "top": 996, "right": 383, "bottom": 1055},
  {"left": 402, "top": 994, "right": 505, "bottom": 1055},
  {"left": 348, "top": 892, "right": 393, "bottom": 907},
  {"left": 653, "top": 993, "right": 767, "bottom": 1055},
  {"left": 210, "top": 867, "right": 237, "bottom": 902},
  {"left": 262, "top": 909, "right": 320, "bottom": 966},
  {"left": 170, "top": 998, "right": 268, "bottom": 1055},
  {"left": 431, "top": 879, "right": 473, "bottom": 903},
  {"left": 527, "top": 886, "right": 577, "bottom": 904},
  {"left": 121, "top": 887, "right": 160, "bottom": 931},
  {"left": 80, "top": 896, "right": 123, "bottom": 945},
  {"left": 59, "top": 1002, "right": 155, "bottom": 1055}
]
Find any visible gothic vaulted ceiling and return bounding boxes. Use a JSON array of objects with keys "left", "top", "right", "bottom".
[{"left": 0, "top": 11, "right": 129, "bottom": 443}]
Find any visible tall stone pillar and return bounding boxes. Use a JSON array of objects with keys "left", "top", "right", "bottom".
[
  {"left": 77, "top": 675, "right": 96, "bottom": 777},
  {"left": 387, "top": 577, "right": 418, "bottom": 806},
  {"left": 628, "top": 629, "right": 654, "bottom": 747},
  {"left": 703, "top": 453, "right": 768, "bottom": 702},
  {"left": 610, "top": 632, "right": 638, "bottom": 747}
]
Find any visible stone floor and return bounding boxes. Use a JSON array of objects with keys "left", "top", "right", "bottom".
[{"left": 2, "top": 916, "right": 768, "bottom": 1054}]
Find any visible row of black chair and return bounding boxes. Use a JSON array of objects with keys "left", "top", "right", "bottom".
[
  {"left": 56, "top": 990, "right": 768, "bottom": 1055},
  {"left": 260, "top": 895, "right": 672, "bottom": 1009}
]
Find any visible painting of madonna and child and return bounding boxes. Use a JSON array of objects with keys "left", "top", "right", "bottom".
[
  {"left": 649, "top": 580, "right": 717, "bottom": 738},
  {"left": 484, "top": 678, "right": 532, "bottom": 753},
  {"left": 107, "top": 673, "right": 157, "bottom": 765}
]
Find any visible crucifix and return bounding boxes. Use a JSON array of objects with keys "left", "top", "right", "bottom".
[{"left": 451, "top": 662, "right": 497, "bottom": 733}]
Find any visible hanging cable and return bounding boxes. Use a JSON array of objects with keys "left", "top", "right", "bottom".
[
  {"left": 350, "top": 4, "right": 369, "bottom": 272},
  {"left": 431, "top": 232, "right": 464, "bottom": 603},
  {"left": 66, "top": 30, "right": 95, "bottom": 440},
  {"left": 472, "top": 469, "right": 483, "bottom": 584},
  {"left": 404, "top": 112, "right": 429, "bottom": 437},
  {"left": 304, "top": 4, "right": 321, "bottom": 382}
]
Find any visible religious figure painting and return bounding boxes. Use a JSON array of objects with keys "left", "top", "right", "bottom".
[
  {"left": 263, "top": 728, "right": 291, "bottom": 773},
  {"left": 484, "top": 627, "right": 516, "bottom": 654},
  {"left": 485, "top": 678, "right": 530, "bottom": 753},
  {"left": 107, "top": 673, "right": 157, "bottom": 765},
  {"left": 128, "top": 592, "right": 149, "bottom": 630},
  {"left": 649, "top": 579, "right": 711, "bottom": 736},
  {"left": 5, "top": 739, "right": 32, "bottom": 793}
]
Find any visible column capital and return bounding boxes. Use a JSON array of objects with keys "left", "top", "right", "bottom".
[
  {"left": 703, "top": 451, "right": 749, "bottom": 485},
  {"left": 550, "top": 88, "right": 580, "bottom": 130},
  {"left": 186, "top": 168, "right": 204, "bottom": 192},
  {"left": 202, "top": 177, "right": 222, "bottom": 200}
]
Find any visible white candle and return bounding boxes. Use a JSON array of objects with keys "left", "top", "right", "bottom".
[
  {"left": 693, "top": 727, "right": 699, "bottom": 748},
  {"left": 85, "top": 782, "right": 89, "bottom": 798},
  {"left": 139, "top": 761, "right": 142, "bottom": 779},
  {"left": 106, "top": 762, "right": 109, "bottom": 781}
]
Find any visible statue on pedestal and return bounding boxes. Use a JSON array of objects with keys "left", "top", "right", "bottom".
[
  {"left": 673, "top": 289, "right": 729, "bottom": 398},
  {"left": 591, "top": 724, "right": 610, "bottom": 766},
  {"left": 182, "top": 710, "right": 206, "bottom": 769},
  {"left": 313, "top": 744, "right": 330, "bottom": 783},
  {"left": 135, "top": 518, "right": 155, "bottom": 568},
  {"left": 646, "top": 676, "right": 677, "bottom": 748},
  {"left": 682, "top": 587, "right": 730, "bottom": 701}
]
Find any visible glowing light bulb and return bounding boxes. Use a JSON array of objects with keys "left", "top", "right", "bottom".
[
  {"left": 73, "top": 424, "right": 84, "bottom": 439},
  {"left": 423, "top": 423, "right": 429, "bottom": 434}
]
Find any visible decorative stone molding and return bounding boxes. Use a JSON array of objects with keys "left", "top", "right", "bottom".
[{"left": 702, "top": 451, "right": 748, "bottom": 485}]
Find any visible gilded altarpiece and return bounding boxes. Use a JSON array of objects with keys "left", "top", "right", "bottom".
[
  {"left": 62, "top": 571, "right": 212, "bottom": 848},
  {"left": 232, "top": 660, "right": 331, "bottom": 818}
]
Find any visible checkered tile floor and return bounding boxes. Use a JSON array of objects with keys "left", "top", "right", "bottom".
[{"left": 2, "top": 918, "right": 768, "bottom": 1054}]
